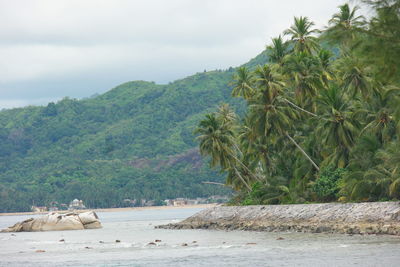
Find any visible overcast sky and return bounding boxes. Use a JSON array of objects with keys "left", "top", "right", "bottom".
[{"left": 0, "top": 0, "right": 346, "bottom": 110}]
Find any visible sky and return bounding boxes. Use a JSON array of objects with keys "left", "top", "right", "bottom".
[{"left": 0, "top": 0, "right": 346, "bottom": 110}]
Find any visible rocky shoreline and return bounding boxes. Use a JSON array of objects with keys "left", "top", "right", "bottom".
[{"left": 157, "top": 202, "right": 400, "bottom": 235}]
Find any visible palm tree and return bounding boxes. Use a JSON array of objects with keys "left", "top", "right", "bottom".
[
  {"left": 360, "top": 85, "right": 399, "bottom": 144},
  {"left": 318, "top": 49, "right": 335, "bottom": 86},
  {"left": 266, "top": 35, "right": 289, "bottom": 65},
  {"left": 195, "top": 113, "right": 234, "bottom": 170},
  {"left": 247, "top": 73, "right": 320, "bottom": 170},
  {"left": 325, "top": 3, "right": 365, "bottom": 46},
  {"left": 216, "top": 103, "right": 237, "bottom": 127},
  {"left": 254, "top": 65, "right": 286, "bottom": 100},
  {"left": 195, "top": 113, "right": 254, "bottom": 191},
  {"left": 316, "top": 85, "right": 359, "bottom": 167},
  {"left": 336, "top": 56, "right": 372, "bottom": 99},
  {"left": 231, "top": 67, "right": 254, "bottom": 99},
  {"left": 284, "top": 16, "right": 320, "bottom": 54},
  {"left": 283, "top": 52, "right": 323, "bottom": 107}
]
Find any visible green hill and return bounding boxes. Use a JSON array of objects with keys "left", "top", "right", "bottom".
[{"left": 0, "top": 51, "right": 268, "bottom": 212}]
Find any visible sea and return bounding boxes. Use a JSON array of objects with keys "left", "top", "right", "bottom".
[{"left": 1, "top": 207, "right": 400, "bottom": 267}]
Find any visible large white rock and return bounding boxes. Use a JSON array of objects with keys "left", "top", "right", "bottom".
[{"left": 1, "top": 211, "right": 102, "bottom": 232}]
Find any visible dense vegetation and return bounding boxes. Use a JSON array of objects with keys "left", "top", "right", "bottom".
[
  {"left": 1, "top": 61, "right": 271, "bottom": 211},
  {"left": 196, "top": 0, "right": 400, "bottom": 205}
]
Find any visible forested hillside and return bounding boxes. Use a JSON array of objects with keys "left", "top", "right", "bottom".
[
  {"left": 196, "top": 0, "right": 400, "bottom": 205},
  {"left": 0, "top": 52, "right": 273, "bottom": 211}
]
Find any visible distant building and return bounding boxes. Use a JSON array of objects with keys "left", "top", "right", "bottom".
[
  {"left": 31, "top": 206, "right": 48, "bottom": 212},
  {"left": 69, "top": 199, "right": 86, "bottom": 210}
]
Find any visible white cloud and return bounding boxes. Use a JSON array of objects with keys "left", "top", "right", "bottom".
[{"left": 0, "top": 0, "right": 346, "bottom": 109}]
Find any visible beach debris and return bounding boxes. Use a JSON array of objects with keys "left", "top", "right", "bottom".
[
  {"left": 155, "top": 239, "right": 162, "bottom": 242},
  {"left": 11, "top": 234, "right": 16, "bottom": 236},
  {"left": 35, "top": 250, "right": 46, "bottom": 253},
  {"left": 181, "top": 243, "right": 188, "bottom": 246},
  {"left": 99, "top": 241, "right": 104, "bottom": 243},
  {"left": 115, "top": 240, "right": 121, "bottom": 243},
  {"left": 276, "top": 237, "right": 285, "bottom": 240},
  {"left": 147, "top": 242, "right": 156, "bottom": 246},
  {"left": 192, "top": 241, "right": 197, "bottom": 243},
  {"left": 246, "top": 242, "right": 257, "bottom": 245},
  {"left": 85, "top": 246, "right": 92, "bottom": 249},
  {"left": 59, "top": 239, "right": 65, "bottom": 242}
]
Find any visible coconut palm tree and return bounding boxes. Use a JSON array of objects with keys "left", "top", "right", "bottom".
[
  {"left": 318, "top": 49, "right": 335, "bottom": 86},
  {"left": 247, "top": 73, "right": 320, "bottom": 170},
  {"left": 325, "top": 3, "right": 365, "bottom": 46},
  {"left": 336, "top": 56, "right": 372, "bottom": 99},
  {"left": 195, "top": 113, "right": 252, "bottom": 191},
  {"left": 360, "top": 85, "right": 399, "bottom": 144},
  {"left": 284, "top": 16, "right": 320, "bottom": 54},
  {"left": 316, "top": 85, "right": 359, "bottom": 167},
  {"left": 266, "top": 35, "right": 290, "bottom": 65},
  {"left": 231, "top": 67, "right": 254, "bottom": 99},
  {"left": 283, "top": 52, "right": 323, "bottom": 108},
  {"left": 254, "top": 65, "right": 286, "bottom": 100}
]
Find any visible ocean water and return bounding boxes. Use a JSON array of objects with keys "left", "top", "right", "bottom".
[{"left": 1, "top": 207, "right": 400, "bottom": 267}]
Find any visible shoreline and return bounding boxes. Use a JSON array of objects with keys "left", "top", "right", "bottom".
[
  {"left": 158, "top": 202, "right": 400, "bottom": 235},
  {"left": 0, "top": 204, "right": 217, "bottom": 217}
]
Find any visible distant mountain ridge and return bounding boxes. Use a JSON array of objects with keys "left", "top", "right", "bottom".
[{"left": 0, "top": 50, "right": 269, "bottom": 212}]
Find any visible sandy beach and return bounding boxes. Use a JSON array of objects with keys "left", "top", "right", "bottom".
[{"left": 0, "top": 203, "right": 218, "bottom": 216}]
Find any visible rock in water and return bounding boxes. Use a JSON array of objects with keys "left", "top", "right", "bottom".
[{"left": 1, "top": 211, "right": 102, "bottom": 232}]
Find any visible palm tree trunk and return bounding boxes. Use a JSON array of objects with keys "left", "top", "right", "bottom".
[
  {"left": 201, "top": 181, "right": 231, "bottom": 187},
  {"left": 282, "top": 98, "right": 318, "bottom": 117},
  {"left": 226, "top": 144, "right": 262, "bottom": 183},
  {"left": 229, "top": 152, "right": 263, "bottom": 182},
  {"left": 285, "top": 132, "right": 320, "bottom": 171},
  {"left": 233, "top": 167, "right": 252, "bottom": 191}
]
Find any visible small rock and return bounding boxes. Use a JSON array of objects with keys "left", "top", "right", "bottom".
[
  {"left": 181, "top": 243, "right": 188, "bottom": 246},
  {"left": 276, "top": 237, "right": 284, "bottom": 240},
  {"left": 99, "top": 241, "right": 104, "bottom": 243},
  {"left": 155, "top": 239, "right": 162, "bottom": 242},
  {"left": 59, "top": 239, "right": 65, "bottom": 242},
  {"left": 11, "top": 234, "right": 16, "bottom": 236},
  {"left": 148, "top": 242, "right": 156, "bottom": 245},
  {"left": 115, "top": 240, "right": 121, "bottom": 243},
  {"left": 35, "top": 250, "right": 46, "bottom": 253},
  {"left": 192, "top": 241, "right": 197, "bottom": 243},
  {"left": 85, "top": 246, "right": 92, "bottom": 249},
  {"left": 222, "top": 242, "right": 226, "bottom": 244}
]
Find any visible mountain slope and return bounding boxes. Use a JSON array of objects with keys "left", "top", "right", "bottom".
[{"left": 0, "top": 51, "right": 268, "bottom": 212}]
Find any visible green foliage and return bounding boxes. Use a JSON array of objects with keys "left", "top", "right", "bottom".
[
  {"left": 313, "top": 167, "right": 346, "bottom": 201},
  {"left": 0, "top": 71, "right": 243, "bottom": 212},
  {"left": 196, "top": 1, "right": 400, "bottom": 205}
]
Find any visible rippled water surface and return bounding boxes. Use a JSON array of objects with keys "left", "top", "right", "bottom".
[{"left": 1, "top": 207, "right": 400, "bottom": 266}]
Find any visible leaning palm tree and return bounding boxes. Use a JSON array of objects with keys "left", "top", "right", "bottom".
[
  {"left": 248, "top": 77, "right": 320, "bottom": 170},
  {"left": 231, "top": 67, "right": 254, "bottom": 99},
  {"left": 195, "top": 113, "right": 252, "bottom": 191},
  {"left": 284, "top": 16, "right": 320, "bottom": 54}
]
